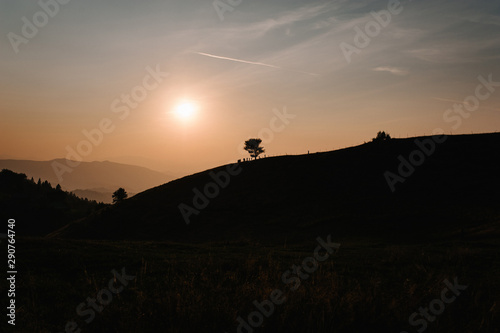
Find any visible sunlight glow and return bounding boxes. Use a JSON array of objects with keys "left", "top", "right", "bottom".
[{"left": 174, "top": 101, "right": 197, "bottom": 121}]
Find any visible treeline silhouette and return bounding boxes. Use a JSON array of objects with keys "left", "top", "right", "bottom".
[{"left": 0, "top": 169, "right": 108, "bottom": 236}]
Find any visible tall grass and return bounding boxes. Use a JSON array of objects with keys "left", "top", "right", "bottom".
[{"left": 4, "top": 238, "right": 499, "bottom": 333}]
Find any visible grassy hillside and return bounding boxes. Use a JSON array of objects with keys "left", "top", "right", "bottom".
[{"left": 51, "top": 133, "right": 500, "bottom": 243}]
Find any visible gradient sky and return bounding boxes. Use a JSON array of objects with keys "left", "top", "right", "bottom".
[{"left": 1, "top": 0, "right": 499, "bottom": 175}]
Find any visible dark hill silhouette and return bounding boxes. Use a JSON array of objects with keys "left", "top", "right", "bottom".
[
  {"left": 0, "top": 169, "right": 107, "bottom": 236},
  {"left": 0, "top": 159, "right": 173, "bottom": 194},
  {"left": 49, "top": 133, "right": 500, "bottom": 244}
]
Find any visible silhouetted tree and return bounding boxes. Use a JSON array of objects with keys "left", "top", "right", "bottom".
[
  {"left": 42, "top": 180, "right": 51, "bottom": 190},
  {"left": 112, "top": 188, "right": 128, "bottom": 204},
  {"left": 56, "top": 184, "right": 62, "bottom": 191},
  {"left": 244, "top": 138, "right": 265, "bottom": 160},
  {"left": 372, "top": 131, "right": 391, "bottom": 142}
]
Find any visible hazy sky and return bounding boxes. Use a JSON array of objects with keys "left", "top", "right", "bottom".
[{"left": 1, "top": 0, "right": 499, "bottom": 175}]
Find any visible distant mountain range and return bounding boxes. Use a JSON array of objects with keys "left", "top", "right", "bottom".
[
  {"left": 0, "top": 159, "right": 172, "bottom": 202},
  {"left": 49, "top": 133, "right": 500, "bottom": 243}
]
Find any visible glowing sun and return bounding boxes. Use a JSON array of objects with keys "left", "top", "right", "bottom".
[{"left": 174, "top": 101, "right": 197, "bottom": 121}]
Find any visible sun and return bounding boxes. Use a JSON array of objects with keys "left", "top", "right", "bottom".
[{"left": 174, "top": 101, "right": 197, "bottom": 121}]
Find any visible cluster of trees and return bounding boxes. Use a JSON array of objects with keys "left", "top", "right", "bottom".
[
  {"left": 372, "top": 131, "right": 392, "bottom": 142},
  {"left": 0, "top": 169, "right": 108, "bottom": 235}
]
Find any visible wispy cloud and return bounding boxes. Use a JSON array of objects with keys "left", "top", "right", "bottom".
[
  {"left": 433, "top": 97, "right": 500, "bottom": 112},
  {"left": 404, "top": 32, "right": 500, "bottom": 64},
  {"left": 217, "top": 2, "right": 340, "bottom": 40},
  {"left": 460, "top": 13, "right": 500, "bottom": 27},
  {"left": 195, "top": 52, "right": 319, "bottom": 76},
  {"left": 372, "top": 66, "right": 409, "bottom": 76},
  {"left": 433, "top": 97, "right": 470, "bottom": 105},
  {"left": 250, "top": 3, "right": 334, "bottom": 34}
]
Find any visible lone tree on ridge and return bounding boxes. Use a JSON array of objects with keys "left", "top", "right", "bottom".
[
  {"left": 112, "top": 188, "right": 128, "bottom": 204},
  {"left": 244, "top": 138, "right": 265, "bottom": 160}
]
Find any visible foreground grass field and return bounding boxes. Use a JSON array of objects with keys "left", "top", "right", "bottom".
[{"left": 4, "top": 231, "right": 499, "bottom": 333}]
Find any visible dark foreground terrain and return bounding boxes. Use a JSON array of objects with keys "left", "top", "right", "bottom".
[
  {"left": 1, "top": 133, "right": 499, "bottom": 332},
  {"left": 4, "top": 233, "right": 500, "bottom": 332}
]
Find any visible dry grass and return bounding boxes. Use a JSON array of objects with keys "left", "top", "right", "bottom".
[{"left": 3, "top": 237, "right": 499, "bottom": 333}]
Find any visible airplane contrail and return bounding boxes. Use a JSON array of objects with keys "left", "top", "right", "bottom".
[{"left": 195, "top": 52, "right": 319, "bottom": 77}]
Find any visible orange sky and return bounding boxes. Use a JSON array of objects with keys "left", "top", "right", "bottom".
[{"left": 1, "top": 0, "right": 499, "bottom": 176}]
